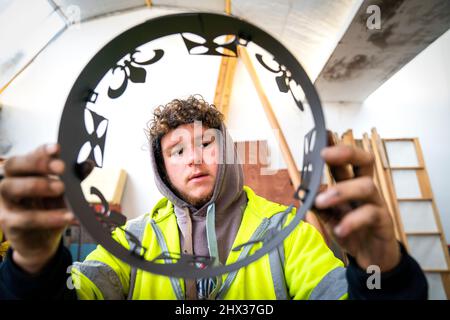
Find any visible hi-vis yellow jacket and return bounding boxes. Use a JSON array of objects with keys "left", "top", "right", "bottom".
[
  {"left": 72, "top": 187, "right": 348, "bottom": 300},
  {"left": 0, "top": 229, "right": 9, "bottom": 260}
]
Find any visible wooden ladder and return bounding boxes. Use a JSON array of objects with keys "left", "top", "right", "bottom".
[{"left": 369, "top": 129, "right": 450, "bottom": 299}]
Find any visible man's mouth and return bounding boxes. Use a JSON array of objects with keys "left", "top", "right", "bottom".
[{"left": 188, "top": 172, "right": 209, "bottom": 182}]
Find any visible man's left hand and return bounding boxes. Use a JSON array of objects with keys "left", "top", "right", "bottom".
[{"left": 314, "top": 143, "right": 401, "bottom": 272}]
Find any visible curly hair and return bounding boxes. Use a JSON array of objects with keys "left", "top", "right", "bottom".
[
  {"left": 147, "top": 95, "right": 224, "bottom": 195},
  {"left": 147, "top": 94, "right": 224, "bottom": 142}
]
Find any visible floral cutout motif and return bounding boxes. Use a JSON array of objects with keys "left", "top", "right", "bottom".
[
  {"left": 108, "top": 49, "right": 164, "bottom": 99},
  {"left": 89, "top": 187, "right": 145, "bottom": 256},
  {"left": 181, "top": 33, "right": 238, "bottom": 57},
  {"left": 90, "top": 186, "right": 127, "bottom": 228},
  {"left": 296, "top": 128, "right": 317, "bottom": 201},
  {"left": 77, "top": 108, "right": 108, "bottom": 167},
  {"left": 255, "top": 54, "right": 305, "bottom": 111}
]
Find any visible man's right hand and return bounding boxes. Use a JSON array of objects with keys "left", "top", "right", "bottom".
[{"left": 0, "top": 144, "right": 74, "bottom": 274}]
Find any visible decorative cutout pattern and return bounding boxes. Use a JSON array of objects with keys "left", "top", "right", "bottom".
[
  {"left": 297, "top": 128, "right": 317, "bottom": 200},
  {"left": 255, "top": 54, "right": 305, "bottom": 111},
  {"left": 89, "top": 186, "right": 147, "bottom": 256},
  {"left": 108, "top": 49, "right": 164, "bottom": 99},
  {"left": 87, "top": 90, "right": 99, "bottom": 104},
  {"left": 77, "top": 108, "right": 108, "bottom": 167},
  {"left": 90, "top": 186, "right": 127, "bottom": 227},
  {"left": 181, "top": 33, "right": 238, "bottom": 57}
]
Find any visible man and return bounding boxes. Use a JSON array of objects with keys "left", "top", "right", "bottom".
[{"left": 0, "top": 95, "right": 427, "bottom": 299}]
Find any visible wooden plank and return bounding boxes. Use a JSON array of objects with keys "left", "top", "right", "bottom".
[
  {"left": 361, "top": 133, "right": 382, "bottom": 191},
  {"left": 340, "top": 130, "right": 358, "bottom": 177},
  {"left": 413, "top": 141, "right": 448, "bottom": 257},
  {"left": 405, "top": 232, "right": 442, "bottom": 236},
  {"left": 214, "top": 59, "right": 227, "bottom": 112},
  {"left": 214, "top": 0, "right": 237, "bottom": 122},
  {"left": 225, "top": 0, "right": 231, "bottom": 14},
  {"left": 416, "top": 170, "right": 433, "bottom": 199},
  {"left": 370, "top": 129, "right": 406, "bottom": 244},
  {"left": 422, "top": 269, "right": 450, "bottom": 273},
  {"left": 371, "top": 128, "right": 389, "bottom": 168},
  {"left": 236, "top": 140, "right": 296, "bottom": 205},
  {"left": 361, "top": 133, "right": 372, "bottom": 153},
  {"left": 213, "top": 53, "right": 238, "bottom": 121},
  {"left": 341, "top": 129, "right": 355, "bottom": 147},
  {"left": 413, "top": 138, "right": 426, "bottom": 167},
  {"left": 221, "top": 57, "right": 238, "bottom": 119},
  {"left": 238, "top": 46, "right": 300, "bottom": 189},
  {"left": 430, "top": 199, "right": 450, "bottom": 272},
  {"left": 385, "top": 136, "right": 450, "bottom": 295},
  {"left": 324, "top": 131, "right": 340, "bottom": 185},
  {"left": 213, "top": 1, "right": 237, "bottom": 121},
  {"left": 354, "top": 139, "right": 363, "bottom": 149},
  {"left": 384, "top": 138, "right": 419, "bottom": 142},
  {"left": 397, "top": 198, "right": 433, "bottom": 202},
  {"left": 389, "top": 166, "right": 425, "bottom": 170},
  {"left": 81, "top": 168, "right": 127, "bottom": 206},
  {"left": 443, "top": 273, "right": 450, "bottom": 299}
]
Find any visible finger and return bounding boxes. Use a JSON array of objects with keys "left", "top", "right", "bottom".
[
  {"left": 4, "top": 144, "right": 64, "bottom": 177},
  {"left": 326, "top": 130, "right": 338, "bottom": 148},
  {"left": 333, "top": 204, "right": 380, "bottom": 238},
  {"left": 322, "top": 145, "right": 374, "bottom": 180},
  {"left": 312, "top": 206, "right": 346, "bottom": 228},
  {"left": 315, "top": 176, "right": 383, "bottom": 209},
  {"left": 325, "top": 131, "right": 353, "bottom": 182},
  {"left": 2, "top": 209, "right": 73, "bottom": 230},
  {"left": 0, "top": 177, "right": 65, "bottom": 204}
]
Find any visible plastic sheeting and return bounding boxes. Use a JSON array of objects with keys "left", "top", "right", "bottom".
[
  {"left": 0, "top": 0, "right": 363, "bottom": 92},
  {"left": 0, "top": 0, "right": 66, "bottom": 90},
  {"left": 232, "top": 0, "right": 363, "bottom": 80}
]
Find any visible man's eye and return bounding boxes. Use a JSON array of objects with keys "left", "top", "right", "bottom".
[
  {"left": 202, "top": 139, "right": 214, "bottom": 148},
  {"left": 171, "top": 148, "right": 183, "bottom": 156}
]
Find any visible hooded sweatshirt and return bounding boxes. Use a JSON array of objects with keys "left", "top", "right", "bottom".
[{"left": 150, "top": 123, "right": 248, "bottom": 299}]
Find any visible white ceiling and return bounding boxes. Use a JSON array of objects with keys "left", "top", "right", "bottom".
[{"left": 0, "top": 0, "right": 362, "bottom": 91}]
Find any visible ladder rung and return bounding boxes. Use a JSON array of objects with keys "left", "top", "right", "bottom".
[
  {"left": 397, "top": 198, "right": 433, "bottom": 201},
  {"left": 389, "top": 166, "right": 424, "bottom": 170},
  {"left": 383, "top": 138, "right": 416, "bottom": 142},
  {"left": 421, "top": 269, "right": 450, "bottom": 273},
  {"left": 405, "top": 232, "right": 441, "bottom": 236}
]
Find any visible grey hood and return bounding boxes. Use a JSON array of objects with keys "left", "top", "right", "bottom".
[{"left": 149, "top": 123, "right": 247, "bottom": 265}]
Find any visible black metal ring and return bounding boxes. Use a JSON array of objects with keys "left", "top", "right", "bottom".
[{"left": 58, "top": 12, "right": 326, "bottom": 278}]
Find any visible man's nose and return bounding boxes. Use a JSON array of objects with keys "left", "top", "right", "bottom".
[{"left": 187, "top": 146, "right": 202, "bottom": 165}]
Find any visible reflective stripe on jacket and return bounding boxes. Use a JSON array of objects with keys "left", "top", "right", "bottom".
[{"left": 72, "top": 186, "right": 348, "bottom": 300}]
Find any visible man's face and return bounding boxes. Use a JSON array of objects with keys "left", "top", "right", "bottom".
[{"left": 160, "top": 122, "right": 219, "bottom": 207}]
